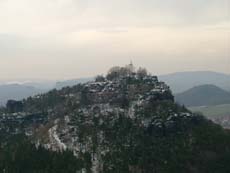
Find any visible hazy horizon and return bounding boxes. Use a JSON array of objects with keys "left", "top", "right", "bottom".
[
  {"left": 0, "top": 70, "right": 229, "bottom": 84},
  {"left": 0, "top": 0, "right": 229, "bottom": 81}
]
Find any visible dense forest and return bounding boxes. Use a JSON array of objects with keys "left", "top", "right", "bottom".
[
  {"left": 1, "top": 114, "right": 230, "bottom": 173},
  {"left": 0, "top": 134, "right": 83, "bottom": 173},
  {"left": 0, "top": 65, "right": 230, "bottom": 173}
]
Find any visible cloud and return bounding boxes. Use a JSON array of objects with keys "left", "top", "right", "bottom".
[
  {"left": 0, "top": 0, "right": 229, "bottom": 35},
  {"left": 0, "top": 0, "right": 229, "bottom": 79}
]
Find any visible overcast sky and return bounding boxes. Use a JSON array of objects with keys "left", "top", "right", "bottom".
[{"left": 0, "top": 0, "right": 229, "bottom": 81}]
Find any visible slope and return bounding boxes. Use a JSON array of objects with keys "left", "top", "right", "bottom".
[
  {"left": 175, "top": 84, "right": 230, "bottom": 106},
  {"left": 159, "top": 71, "right": 230, "bottom": 94},
  {"left": 0, "top": 84, "right": 44, "bottom": 106},
  {"left": 1, "top": 65, "right": 230, "bottom": 173}
]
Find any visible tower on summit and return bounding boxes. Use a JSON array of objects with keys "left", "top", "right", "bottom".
[{"left": 126, "top": 60, "right": 135, "bottom": 73}]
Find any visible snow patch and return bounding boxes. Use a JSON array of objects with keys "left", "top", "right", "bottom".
[{"left": 49, "top": 125, "right": 67, "bottom": 151}]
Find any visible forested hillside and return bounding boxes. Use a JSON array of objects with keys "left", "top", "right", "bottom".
[
  {"left": 159, "top": 71, "right": 230, "bottom": 94},
  {"left": 0, "top": 135, "right": 82, "bottom": 173},
  {"left": 0, "top": 65, "right": 230, "bottom": 173},
  {"left": 175, "top": 85, "right": 230, "bottom": 106}
]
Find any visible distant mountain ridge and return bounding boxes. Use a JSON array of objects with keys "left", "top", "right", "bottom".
[
  {"left": 0, "top": 84, "right": 44, "bottom": 106},
  {"left": 55, "top": 71, "right": 230, "bottom": 93},
  {"left": 0, "top": 78, "right": 94, "bottom": 105},
  {"left": 55, "top": 77, "right": 93, "bottom": 89},
  {"left": 1, "top": 71, "right": 229, "bottom": 106},
  {"left": 159, "top": 71, "right": 230, "bottom": 94},
  {"left": 1, "top": 65, "right": 230, "bottom": 172},
  {"left": 175, "top": 84, "right": 230, "bottom": 107}
]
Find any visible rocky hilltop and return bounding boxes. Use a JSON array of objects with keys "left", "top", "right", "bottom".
[{"left": 1, "top": 64, "right": 230, "bottom": 173}]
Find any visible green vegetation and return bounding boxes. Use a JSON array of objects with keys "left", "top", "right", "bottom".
[
  {"left": 1, "top": 66, "right": 230, "bottom": 172},
  {"left": 0, "top": 135, "right": 84, "bottom": 173},
  {"left": 2, "top": 108, "right": 230, "bottom": 173}
]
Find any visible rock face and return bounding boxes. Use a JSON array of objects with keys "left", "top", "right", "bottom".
[
  {"left": 1, "top": 66, "right": 229, "bottom": 173},
  {"left": 38, "top": 75, "right": 181, "bottom": 172}
]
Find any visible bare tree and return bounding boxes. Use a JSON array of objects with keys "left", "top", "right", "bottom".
[
  {"left": 137, "top": 67, "right": 148, "bottom": 79},
  {"left": 95, "top": 75, "right": 105, "bottom": 82}
]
